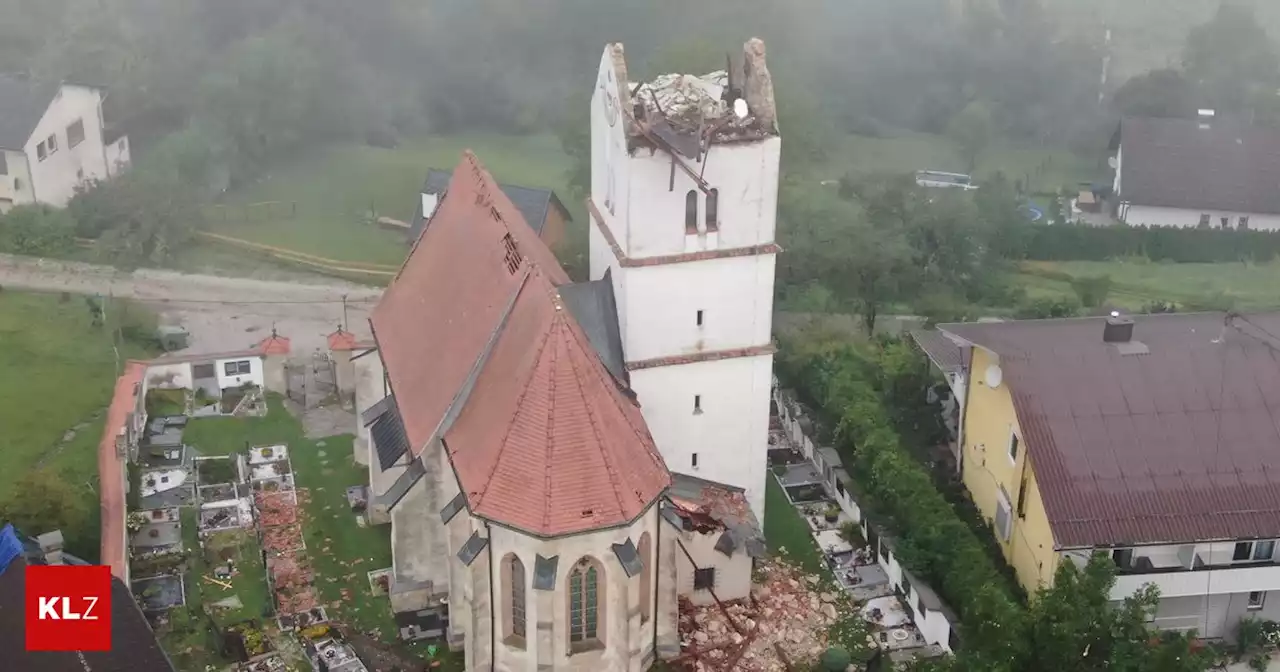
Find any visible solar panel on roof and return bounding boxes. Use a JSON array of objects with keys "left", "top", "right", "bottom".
[
  {"left": 456, "top": 532, "right": 489, "bottom": 567},
  {"left": 439, "top": 493, "right": 467, "bottom": 525},
  {"left": 611, "top": 539, "right": 643, "bottom": 578},
  {"left": 362, "top": 396, "right": 392, "bottom": 427},
  {"left": 372, "top": 402, "right": 411, "bottom": 470}
]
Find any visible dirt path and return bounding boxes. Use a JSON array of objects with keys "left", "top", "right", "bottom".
[{"left": 0, "top": 253, "right": 384, "bottom": 354}]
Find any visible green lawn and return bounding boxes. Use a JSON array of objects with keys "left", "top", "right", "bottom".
[
  {"left": 210, "top": 132, "right": 576, "bottom": 266},
  {"left": 183, "top": 396, "right": 305, "bottom": 457},
  {"left": 1019, "top": 259, "right": 1280, "bottom": 311},
  {"left": 763, "top": 472, "right": 829, "bottom": 578}
]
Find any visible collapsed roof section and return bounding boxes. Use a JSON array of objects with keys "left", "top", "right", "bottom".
[{"left": 609, "top": 38, "right": 778, "bottom": 160}]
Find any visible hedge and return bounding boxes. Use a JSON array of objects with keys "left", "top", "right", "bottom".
[
  {"left": 777, "top": 335, "right": 1027, "bottom": 664},
  {"left": 1025, "top": 222, "right": 1280, "bottom": 263}
]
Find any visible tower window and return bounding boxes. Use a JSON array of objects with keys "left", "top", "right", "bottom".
[
  {"left": 685, "top": 190, "right": 698, "bottom": 235},
  {"left": 706, "top": 188, "right": 719, "bottom": 232},
  {"left": 691, "top": 453, "right": 698, "bottom": 468},
  {"left": 693, "top": 395, "right": 702, "bottom": 414},
  {"left": 696, "top": 310, "right": 704, "bottom": 326}
]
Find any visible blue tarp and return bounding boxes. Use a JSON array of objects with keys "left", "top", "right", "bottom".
[{"left": 0, "top": 523, "right": 23, "bottom": 574}]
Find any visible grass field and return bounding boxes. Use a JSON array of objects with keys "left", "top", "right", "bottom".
[{"left": 1018, "top": 259, "right": 1280, "bottom": 311}]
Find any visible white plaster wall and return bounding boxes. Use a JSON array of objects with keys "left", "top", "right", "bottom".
[
  {"left": 630, "top": 355, "right": 773, "bottom": 522},
  {"left": 0, "top": 148, "right": 34, "bottom": 209},
  {"left": 24, "top": 85, "right": 112, "bottom": 207},
  {"left": 588, "top": 222, "right": 628, "bottom": 338},
  {"left": 478, "top": 507, "right": 663, "bottom": 672},
  {"left": 1119, "top": 204, "right": 1280, "bottom": 230},
  {"left": 620, "top": 139, "right": 780, "bottom": 258},
  {"left": 590, "top": 47, "right": 633, "bottom": 251},
  {"left": 670, "top": 528, "right": 753, "bottom": 606},
  {"left": 214, "top": 355, "right": 265, "bottom": 390},
  {"left": 352, "top": 350, "right": 385, "bottom": 467},
  {"left": 144, "top": 362, "right": 193, "bottom": 390},
  {"left": 616, "top": 255, "right": 775, "bottom": 363}
]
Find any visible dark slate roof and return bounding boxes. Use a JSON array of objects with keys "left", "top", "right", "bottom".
[
  {"left": 1117, "top": 116, "right": 1280, "bottom": 214},
  {"left": 408, "top": 167, "right": 571, "bottom": 242},
  {"left": 940, "top": 312, "right": 1280, "bottom": 548},
  {"left": 909, "top": 330, "right": 966, "bottom": 374},
  {"left": 559, "top": 270, "right": 627, "bottom": 384},
  {"left": 0, "top": 556, "right": 176, "bottom": 671},
  {"left": 0, "top": 75, "right": 57, "bottom": 149}
]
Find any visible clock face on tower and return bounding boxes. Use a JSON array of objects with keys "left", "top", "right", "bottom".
[{"left": 599, "top": 73, "right": 619, "bottom": 127}]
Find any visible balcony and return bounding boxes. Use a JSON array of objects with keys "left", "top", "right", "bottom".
[{"left": 1111, "top": 554, "right": 1280, "bottom": 599}]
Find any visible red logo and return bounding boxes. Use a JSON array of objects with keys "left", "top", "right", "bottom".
[{"left": 25, "top": 565, "right": 112, "bottom": 651}]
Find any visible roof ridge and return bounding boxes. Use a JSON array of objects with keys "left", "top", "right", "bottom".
[{"left": 541, "top": 312, "right": 560, "bottom": 532}]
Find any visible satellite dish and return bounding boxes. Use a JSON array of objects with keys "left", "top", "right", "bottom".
[
  {"left": 733, "top": 98, "right": 749, "bottom": 120},
  {"left": 1107, "top": 156, "right": 1118, "bottom": 169},
  {"left": 984, "top": 364, "right": 1003, "bottom": 389}
]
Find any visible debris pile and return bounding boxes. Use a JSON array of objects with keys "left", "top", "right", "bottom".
[
  {"left": 676, "top": 561, "right": 847, "bottom": 672},
  {"left": 635, "top": 72, "right": 730, "bottom": 131}
]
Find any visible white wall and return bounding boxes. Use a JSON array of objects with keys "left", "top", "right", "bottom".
[
  {"left": 1119, "top": 204, "right": 1280, "bottom": 231},
  {"left": 616, "top": 256, "right": 775, "bottom": 363},
  {"left": 0, "top": 148, "right": 34, "bottom": 210},
  {"left": 629, "top": 355, "right": 773, "bottom": 521},
  {"left": 24, "top": 85, "right": 113, "bottom": 207},
  {"left": 144, "top": 362, "right": 193, "bottom": 390},
  {"left": 669, "top": 525, "right": 753, "bottom": 606},
  {"left": 214, "top": 355, "right": 265, "bottom": 390},
  {"left": 353, "top": 351, "right": 387, "bottom": 469}
]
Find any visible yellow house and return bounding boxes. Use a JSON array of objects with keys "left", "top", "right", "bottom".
[{"left": 917, "top": 313, "right": 1280, "bottom": 640}]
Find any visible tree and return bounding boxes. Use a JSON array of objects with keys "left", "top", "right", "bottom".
[
  {"left": 69, "top": 171, "right": 203, "bottom": 267},
  {"left": 0, "top": 205, "right": 75, "bottom": 256},
  {"left": 1183, "top": 4, "right": 1280, "bottom": 117},
  {"left": 0, "top": 468, "right": 91, "bottom": 540},
  {"left": 946, "top": 100, "right": 994, "bottom": 172},
  {"left": 1111, "top": 69, "right": 1195, "bottom": 120}
]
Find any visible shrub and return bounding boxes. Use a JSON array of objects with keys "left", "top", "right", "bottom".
[
  {"left": 0, "top": 204, "right": 75, "bottom": 256},
  {"left": 819, "top": 647, "right": 851, "bottom": 671}
]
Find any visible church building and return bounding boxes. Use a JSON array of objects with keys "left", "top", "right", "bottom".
[{"left": 351, "top": 38, "right": 781, "bottom": 671}]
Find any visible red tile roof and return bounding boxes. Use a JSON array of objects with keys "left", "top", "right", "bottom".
[
  {"left": 98, "top": 361, "right": 147, "bottom": 581},
  {"left": 258, "top": 333, "right": 292, "bottom": 355},
  {"left": 371, "top": 151, "right": 667, "bottom": 536},
  {"left": 327, "top": 328, "right": 360, "bottom": 351},
  {"left": 942, "top": 313, "right": 1280, "bottom": 548}
]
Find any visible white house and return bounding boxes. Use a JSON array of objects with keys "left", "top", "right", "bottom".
[
  {"left": 350, "top": 38, "right": 779, "bottom": 672},
  {"left": 0, "top": 75, "right": 130, "bottom": 211},
  {"left": 1112, "top": 112, "right": 1280, "bottom": 230}
]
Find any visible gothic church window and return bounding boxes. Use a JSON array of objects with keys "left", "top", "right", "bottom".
[{"left": 568, "top": 557, "right": 604, "bottom": 650}]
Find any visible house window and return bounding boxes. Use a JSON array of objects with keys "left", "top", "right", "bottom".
[
  {"left": 638, "top": 533, "right": 652, "bottom": 624},
  {"left": 507, "top": 554, "right": 526, "bottom": 642},
  {"left": 1237, "top": 540, "right": 1277, "bottom": 562},
  {"left": 705, "top": 188, "right": 719, "bottom": 232},
  {"left": 223, "top": 360, "right": 252, "bottom": 376},
  {"left": 691, "top": 453, "right": 698, "bottom": 468},
  {"left": 1240, "top": 216, "right": 1250, "bottom": 230},
  {"left": 1249, "top": 591, "right": 1267, "bottom": 610},
  {"left": 1015, "top": 476, "right": 1028, "bottom": 519},
  {"left": 994, "top": 487, "right": 1012, "bottom": 542},
  {"left": 901, "top": 575, "right": 913, "bottom": 601},
  {"left": 693, "top": 567, "right": 716, "bottom": 591},
  {"left": 568, "top": 558, "right": 602, "bottom": 649},
  {"left": 67, "top": 119, "right": 85, "bottom": 148},
  {"left": 46, "top": 134, "right": 57, "bottom": 155},
  {"left": 685, "top": 190, "right": 698, "bottom": 234},
  {"left": 836, "top": 479, "right": 846, "bottom": 497},
  {"left": 1112, "top": 548, "right": 1134, "bottom": 569},
  {"left": 693, "top": 395, "right": 702, "bottom": 414},
  {"left": 1220, "top": 216, "right": 1230, "bottom": 229},
  {"left": 1008, "top": 432, "right": 1019, "bottom": 464},
  {"left": 36, "top": 141, "right": 47, "bottom": 161},
  {"left": 696, "top": 310, "right": 704, "bottom": 327},
  {"left": 1198, "top": 214, "right": 1211, "bottom": 228}
]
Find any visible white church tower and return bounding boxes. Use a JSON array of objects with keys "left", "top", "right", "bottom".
[{"left": 587, "top": 39, "right": 780, "bottom": 520}]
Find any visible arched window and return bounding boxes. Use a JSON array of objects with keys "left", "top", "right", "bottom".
[
  {"left": 502, "top": 554, "right": 526, "bottom": 646},
  {"left": 705, "top": 188, "right": 719, "bottom": 232},
  {"left": 685, "top": 190, "right": 698, "bottom": 234},
  {"left": 568, "top": 557, "right": 605, "bottom": 650},
  {"left": 638, "top": 532, "right": 652, "bottom": 624}
]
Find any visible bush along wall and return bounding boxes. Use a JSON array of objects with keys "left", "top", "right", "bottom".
[
  {"left": 1025, "top": 222, "right": 1280, "bottom": 263},
  {"left": 775, "top": 334, "right": 1029, "bottom": 667}
]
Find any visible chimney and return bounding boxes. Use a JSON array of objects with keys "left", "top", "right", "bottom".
[{"left": 1103, "top": 312, "right": 1134, "bottom": 343}]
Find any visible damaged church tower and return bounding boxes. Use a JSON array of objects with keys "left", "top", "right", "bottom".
[{"left": 588, "top": 39, "right": 781, "bottom": 522}]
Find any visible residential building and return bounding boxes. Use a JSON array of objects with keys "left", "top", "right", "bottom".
[
  {"left": 0, "top": 75, "right": 130, "bottom": 211},
  {"left": 410, "top": 167, "right": 573, "bottom": 250},
  {"left": 350, "top": 39, "right": 778, "bottom": 670},
  {"left": 0, "top": 524, "right": 177, "bottom": 671},
  {"left": 1111, "top": 112, "right": 1280, "bottom": 230},
  {"left": 928, "top": 313, "right": 1280, "bottom": 639}
]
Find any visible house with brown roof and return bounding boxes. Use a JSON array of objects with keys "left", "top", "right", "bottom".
[
  {"left": 1112, "top": 112, "right": 1280, "bottom": 230},
  {"left": 936, "top": 312, "right": 1280, "bottom": 639}
]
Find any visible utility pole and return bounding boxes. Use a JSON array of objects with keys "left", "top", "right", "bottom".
[{"left": 342, "top": 294, "right": 349, "bottom": 332}]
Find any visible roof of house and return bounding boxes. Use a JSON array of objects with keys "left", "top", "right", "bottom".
[
  {"left": 0, "top": 75, "right": 59, "bottom": 150},
  {"left": 940, "top": 312, "right": 1280, "bottom": 548},
  {"left": 371, "top": 151, "right": 668, "bottom": 537},
  {"left": 257, "top": 333, "right": 291, "bottom": 356},
  {"left": 98, "top": 361, "right": 147, "bottom": 580},
  {"left": 1117, "top": 116, "right": 1280, "bottom": 215},
  {"left": 327, "top": 328, "right": 360, "bottom": 352},
  {"left": 909, "top": 330, "right": 966, "bottom": 374},
  {"left": 0, "top": 526, "right": 176, "bottom": 672},
  {"left": 408, "top": 168, "right": 571, "bottom": 242}
]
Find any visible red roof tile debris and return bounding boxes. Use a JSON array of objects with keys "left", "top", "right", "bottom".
[
  {"left": 942, "top": 312, "right": 1280, "bottom": 547},
  {"left": 327, "top": 328, "right": 360, "bottom": 352},
  {"left": 370, "top": 151, "right": 669, "bottom": 536},
  {"left": 98, "top": 361, "right": 147, "bottom": 581}
]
